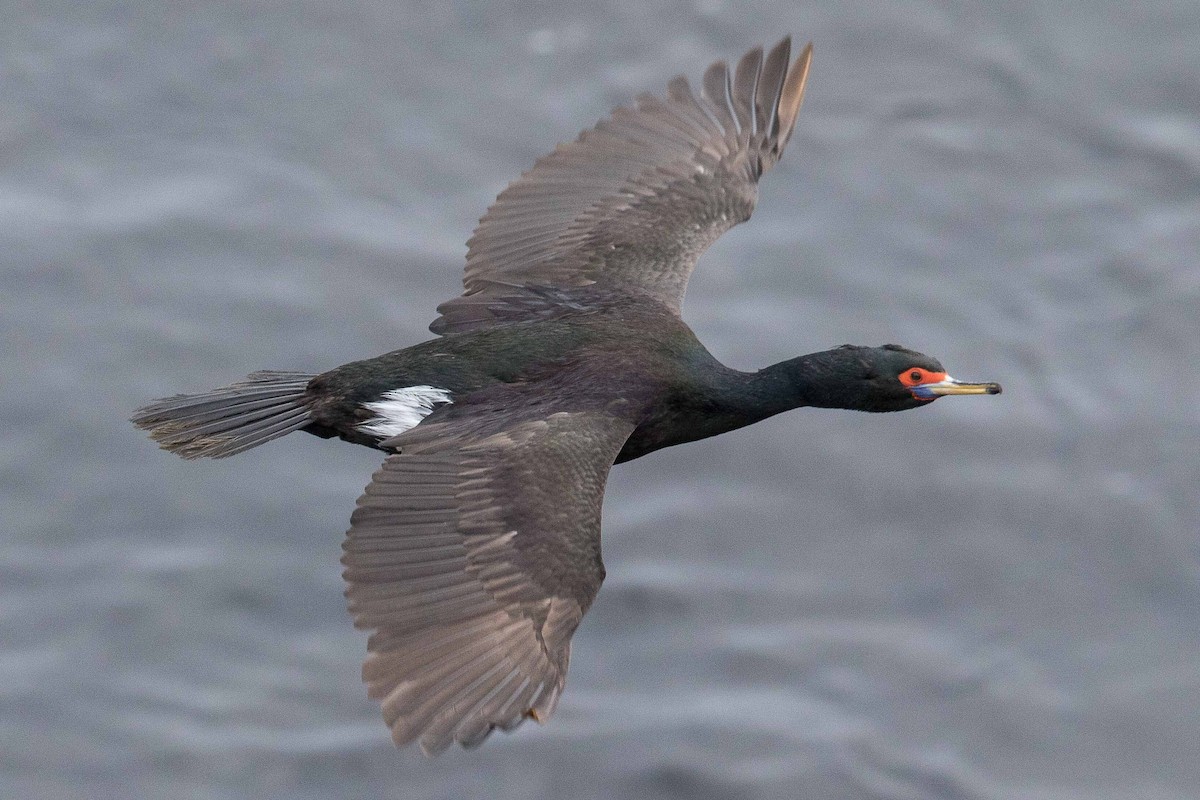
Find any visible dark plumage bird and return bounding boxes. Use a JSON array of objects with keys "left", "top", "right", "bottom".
[{"left": 133, "top": 38, "right": 1001, "bottom": 755}]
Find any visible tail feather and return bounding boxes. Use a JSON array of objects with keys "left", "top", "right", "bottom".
[{"left": 132, "top": 370, "right": 317, "bottom": 459}]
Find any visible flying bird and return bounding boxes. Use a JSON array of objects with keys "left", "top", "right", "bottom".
[{"left": 133, "top": 37, "right": 1001, "bottom": 755}]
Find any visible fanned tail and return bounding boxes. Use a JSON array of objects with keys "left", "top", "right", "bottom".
[{"left": 132, "top": 370, "right": 316, "bottom": 459}]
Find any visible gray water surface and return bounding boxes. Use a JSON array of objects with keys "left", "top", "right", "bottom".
[{"left": 4, "top": 2, "right": 1199, "bottom": 798}]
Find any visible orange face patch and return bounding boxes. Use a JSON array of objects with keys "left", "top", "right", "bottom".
[{"left": 898, "top": 368, "right": 947, "bottom": 387}]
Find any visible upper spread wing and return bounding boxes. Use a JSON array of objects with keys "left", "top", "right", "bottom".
[
  {"left": 431, "top": 37, "right": 813, "bottom": 335},
  {"left": 342, "top": 404, "right": 635, "bottom": 755}
]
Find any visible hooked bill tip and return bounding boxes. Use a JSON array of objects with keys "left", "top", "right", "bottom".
[{"left": 986, "top": 383, "right": 1002, "bottom": 395}]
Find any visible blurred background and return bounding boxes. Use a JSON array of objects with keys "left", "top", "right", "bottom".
[{"left": 4, "top": 1, "right": 1198, "bottom": 798}]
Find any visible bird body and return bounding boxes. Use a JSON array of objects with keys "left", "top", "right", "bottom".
[
  {"left": 133, "top": 38, "right": 1000, "bottom": 755},
  {"left": 305, "top": 300, "right": 777, "bottom": 462}
]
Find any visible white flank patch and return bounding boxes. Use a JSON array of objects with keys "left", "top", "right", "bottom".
[{"left": 358, "top": 385, "right": 453, "bottom": 438}]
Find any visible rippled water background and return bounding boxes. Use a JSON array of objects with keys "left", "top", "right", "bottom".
[{"left": 5, "top": 2, "right": 1199, "bottom": 798}]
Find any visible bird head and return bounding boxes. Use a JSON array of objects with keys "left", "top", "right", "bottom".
[{"left": 817, "top": 344, "right": 1002, "bottom": 412}]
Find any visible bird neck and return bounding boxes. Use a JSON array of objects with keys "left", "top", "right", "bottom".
[
  {"left": 616, "top": 348, "right": 866, "bottom": 463},
  {"left": 730, "top": 348, "right": 866, "bottom": 420}
]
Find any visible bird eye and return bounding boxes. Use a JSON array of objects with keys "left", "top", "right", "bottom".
[{"left": 898, "top": 368, "right": 933, "bottom": 387}]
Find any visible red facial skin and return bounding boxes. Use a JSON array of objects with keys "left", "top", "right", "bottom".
[{"left": 898, "top": 368, "right": 948, "bottom": 401}]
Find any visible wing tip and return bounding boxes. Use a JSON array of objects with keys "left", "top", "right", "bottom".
[
  {"left": 776, "top": 39, "right": 814, "bottom": 148},
  {"left": 723, "top": 36, "right": 814, "bottom": 152}
]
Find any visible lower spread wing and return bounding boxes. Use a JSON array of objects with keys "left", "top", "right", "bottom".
[
  {"left": 431, "top": 38, "right": 813, "bottom": 335},
  {"left": 342, "top": 409, "right": 635, "bottom": 755}
]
